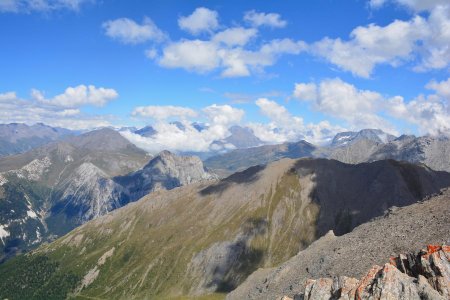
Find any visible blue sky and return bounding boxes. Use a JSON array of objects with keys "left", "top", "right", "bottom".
[{"left": 0, "top": 0, "right": 449, "bottom": 151}]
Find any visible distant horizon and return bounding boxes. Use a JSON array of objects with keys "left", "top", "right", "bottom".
[
  {"left": 1, "top": 0, "right": 449, "bottom": 151},
  {"left": 1, "top": 121, "right": 445, "bottom": 154}
]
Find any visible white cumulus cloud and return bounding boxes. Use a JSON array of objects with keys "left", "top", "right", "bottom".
[
  {"left": 178, "top": 7, "right": 219, "bottom": 35},
  {"left": 0, "top": 90, "right": 114, "bottom": 130},
  {"left": 212, "top": 27, "right": 257, "bottom": 46},
  {"left": 158, "top": 40, "right": 221, "bottom": 73},
  {"left": 426, "top": 78, "right": 450, "bottom": 99},
  {"left": 387, "top": 94, "right": 450, "bottom": 135},
  {"left": 244, "top": 10, "right": 287, "bottom": 28},
  {"left": 310, "top": 5, "right": 450, "bottom": 77},
  {"left": 293, "top": 78, "right": 397, "bottom": 132},
  {"left": 103, "top": 17, "right": 165, "bottom": 44},
  {"left": 157, "top": 38, "right": 306, "bottom": 77},
  {"left": 202, "top": 104, "right": 245, "bottom": 125},
  {"left": 35, "top": 85, "right": 118, "bottom": 108}
]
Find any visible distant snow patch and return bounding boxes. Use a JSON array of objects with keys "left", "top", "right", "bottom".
[
  {"left": 0, "top": 174, "right": 7, "bottom": 186},
  {"left": 27, "top": 209, "right": 38, "bottom": 219},
  {"left": 0, "top": 225, "right": 10, "bottom": 245}
]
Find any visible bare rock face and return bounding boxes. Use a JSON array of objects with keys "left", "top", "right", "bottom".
[
  {"left": 116, "top": 150, "right": 217, "bottom": 201},
  {"left": 298, "top": 245, "right": 450, "bottom": 300}
]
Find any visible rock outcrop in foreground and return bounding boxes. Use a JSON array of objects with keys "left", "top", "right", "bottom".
[{"left": 288, "top": 245, "right": 450, "bottom": 300}]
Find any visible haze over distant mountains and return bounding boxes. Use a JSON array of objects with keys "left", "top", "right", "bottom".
[
  {"left": 2, "top": 122, "right": 450, "bottom": 176},
  {"left": 0, "top": 123, "right": 75, "bottom": 157}
]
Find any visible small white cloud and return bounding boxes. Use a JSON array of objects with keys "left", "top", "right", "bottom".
[
  {"left": 426, "top": 78, "right": 450, "bottom": 99},
  {"left": 244, "top": 10, "right": 287, "bottom": 28},
  {"left": 132, "top": 105, "right": 198, "bottom": 120},
  {"left": 36, "top": 85, "right": 118, "bottom": 108},
  {"left": 202, "top": 104, "right": 244, "bottom": 125},
  {"left": 256, "top": 98, "right": 295, "bottom": 126},
  {"left": 212, "top": 27, "right": 257, "bottom": 47},
  {"left": 158, "top": 40, "right": 221, "bottom": 73},
  {"left": 103, "top": 17, "right": 165, "bottom": 44},
  {"left": 178, "top": 7, "right": 219, "bottom": 35}
]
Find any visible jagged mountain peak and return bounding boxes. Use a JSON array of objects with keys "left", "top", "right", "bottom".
[
  {"left": 134, "top": 125, "right": 157, "bottom": 137},
  {"left": 394, "top": 134, "right": 417, "bottom": 142},
  {"left": 139, "top": 151, "right": 217, "bottom": 188},
  {"left": 145, "top": 150, "right": 204, "bottom": 168},
  {"left": 331, "top": 128, "right": 396, "bottom": 147}
]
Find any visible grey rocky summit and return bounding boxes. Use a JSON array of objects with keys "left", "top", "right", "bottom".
[{"left": 331, "top": 129, "right": 396, "bottom": 147}]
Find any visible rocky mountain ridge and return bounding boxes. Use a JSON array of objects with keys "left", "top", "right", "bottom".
[
  {"left": 296, "top": 245, "right": 450, "bottom": 300},
  {"left": 0, "top": 129, "right": 215, "bottom": 262},
  {"left": 0, "top": 158, "right": 448, "bottom": 299},
  {"left": 228, "top": 188, "right": 450, "bottom": 299},
  {"left": 205, "top": 129, "right": 450, "bottom": 176}
]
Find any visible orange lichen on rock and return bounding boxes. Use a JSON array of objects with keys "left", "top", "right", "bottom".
[
  {"left": 300, "top": 245, "right": 450, "bottom": 300},
  {"left": 354, "top": 265, "right": 382, "bottom": 300}
]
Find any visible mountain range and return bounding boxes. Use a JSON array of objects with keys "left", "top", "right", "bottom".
[
  {"left": 3, "top": 123, "right": 450, "bottom": 176},
  {"left": 0, "top": 157, "right": 448, "bottom": 299},
  {"left": 0, "top": 123, "right": 449, "bottom": 299},
  {"left": 205, "top": 129, "right": 450, "bottom": 176},
  {"left": 0, "top": 123, "right": 75, "bottom": 157},
  {"left": 0, "top": 128, "right": 215, "bottom": 262}
]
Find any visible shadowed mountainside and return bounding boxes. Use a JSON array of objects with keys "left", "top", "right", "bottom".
[
  {"left": 228, "top": 189, "right": 450, "bottom": 299},
  {"left": 204, "top": 140, "right": 318, "bottom": 177}
]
